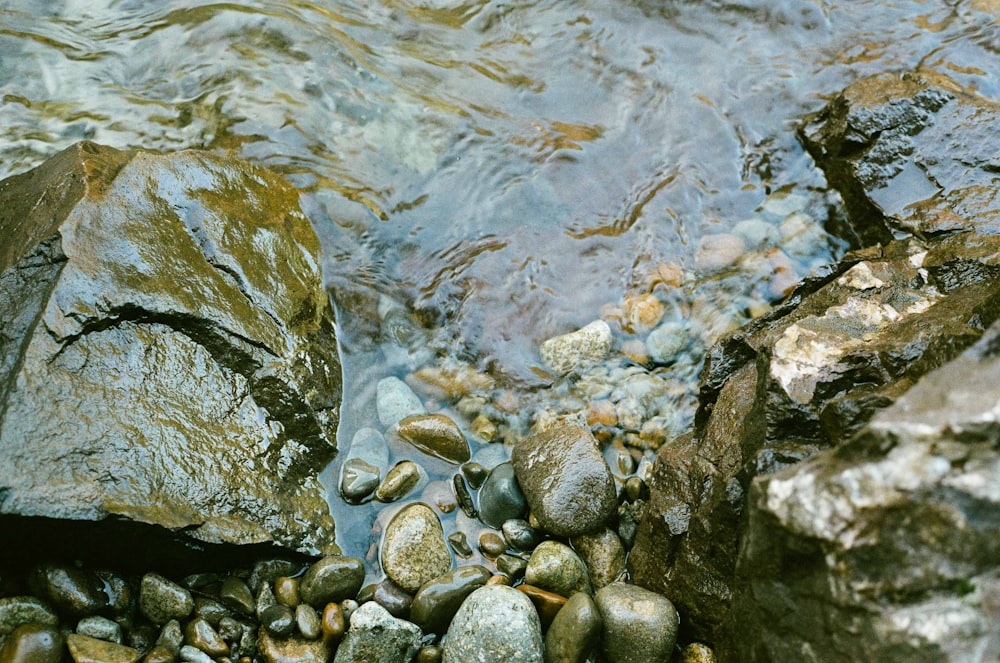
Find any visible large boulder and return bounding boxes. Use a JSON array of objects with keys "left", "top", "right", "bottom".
[
  {"left": 0, "top": 142, "right": 341, "bottom": 555},
  {"left": 799, "top": 70, "right": 1000, "bottom": 245},
  {"left": 630, "top": 69, "right": 1000, "bottom": 648},
  {"left": 722, "top": 317, "right": 1000, "bottom": 661}
]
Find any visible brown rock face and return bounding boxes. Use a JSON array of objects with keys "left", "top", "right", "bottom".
[
  {"left": 631, "top": 69, "right": 1000, "bottom": 652},
  {"left": 511, "top": 424, "right": 617, "bottom": 538},
  {"left": 0, "top": 142, "right": 341, "bottom": 555}
]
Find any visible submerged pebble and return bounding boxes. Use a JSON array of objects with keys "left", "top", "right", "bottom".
[
  {"left": 377, "top": 377, "right": 426, "bottom": 428},
  {"left": 539, "top": 320, "right": 612, "bottom": 375},
  {"left": 695, "top": 233, "right": 746, "bottom": 272},
  {"left": 376, "top": 461, "right": 424, "bottom": 502},
  {"left": 340, "top": 458, "right": 380, "bottom": 503},
  {"left": 396, "top": 413, "right": 470, "bottom": 464}
]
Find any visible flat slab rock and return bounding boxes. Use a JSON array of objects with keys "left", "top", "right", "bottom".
[{"left": 0, "top": 142, "right": 342, "bottom": 555}]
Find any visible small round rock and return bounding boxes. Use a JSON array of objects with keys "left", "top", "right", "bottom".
[
  {"left": 76, "top": 615, "right": 123, "bottom": 644},
  {"left": 260, "top": 604, "right": 295, "bottom": 638},
  {"left": 376, "top": 461, "right": 423, "bottom": 503},
  {"left": 0, "top": 623, "right": 64, "bottom": 663},
  {"left": 298, "top": 556, "right": 366, "bottom": 607},
  {"left": 524, "top": 541, "right": 592, "bottom": 597},
  {"left": 544, "top": 592, "right": 602, "bottom": 663},
  {"left": 539, "top": 320, "right": 613, "bottom": 375},
  {"left": 377, "top": 377, "right": 426, "bottom": 428},
  {"left": 694, "top": 233, "right": 746, "bottom": 272},
  {"left": 442, "top": 585, "right": 543, "bottom": 663},
  {"left": 410, "top": 565, "right": 492, "bottom": 636},
  {"left": 31, "top": 564, "right": 108, "bottom": 618},
  {"left": 511, "top": 425, "right": 617, "bottom": 538},
  {"left": 478, "top": 462, "right": 527, "bottom": 529},
  {"left": 332, "top": 601, "right": 421, "bottom": 663},
  {"left": 0, "top": 596, "right": 58, "bottom": 635},
  {"left": 396, "top": 413, "right": 471, "bottom": 464},
  {"left": 594, "top": 583, "right": 679, "bottom": 663},
  {"left": 140, "top": 573, "right": 194, "bottom": 625}
]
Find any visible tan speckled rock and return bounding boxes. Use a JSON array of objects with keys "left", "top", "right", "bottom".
[
  {"left": 539, "top": 320, "right": 612, "bottom": 375},
  {"left": 381, "top": 503, "right": 452, "bottom": 593}
]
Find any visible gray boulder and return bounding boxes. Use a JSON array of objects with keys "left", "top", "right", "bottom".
[
  {"left": 722, "top": 317, "right": 1000, "bottom": 661},
  {"left": 0, "top": 142, "right": 341, "bottom": 554}
]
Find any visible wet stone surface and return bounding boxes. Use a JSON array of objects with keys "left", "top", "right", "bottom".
[
  {"left": 442, "top": 585, "right": 543, "bottom": 663},
  {"left": 595, "top": 583, "right": 680, "bottom": 663},
  {"left": 0, "top": 142, "right": 341, "bottom": 555},
  {"left": 381, "top": 503, "right": 453, "bottom": 593},
  {"left": 511, "top": 425, "right": 617, "bottom": 538}
]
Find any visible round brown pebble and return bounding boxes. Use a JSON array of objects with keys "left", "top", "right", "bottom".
[
  {"left": 621, "top": 293, "right": 665, "bottom": 333},
  {"left": 143, "top": 645, "right": 174, "bottom": 663},
  {"left": 321, "top": 603, "right": 345, "bottom": 645},
  {"left": 0, "top": 623, "right": 64, "bottom": 663},
  {"left": 620, "top": 338, "right": 651, "bottom": 365},
  {"left": 516, "top": 584, "right": 567, "bottom": 630},
  {"left": 485, "top": 574, "right": 511, "bottom": 587},
  {"left": 478, "top": 532, "right": 507, "bottom": 559},
  {"left": 416, "top": 645, "right": 443, "bottom": 663},
  {"left": 585, "top": 400, "right": 618, "bottom": 427},
  {"left": 273, "top": 577, "right": 299, "bottom": 607}
]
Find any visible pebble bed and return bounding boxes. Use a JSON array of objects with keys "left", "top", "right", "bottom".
[{"left": 0, "top": 193, "right": 832, "bottom": 662}]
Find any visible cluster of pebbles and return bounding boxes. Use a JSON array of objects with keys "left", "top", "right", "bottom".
[{"left": 0, "top": 194, "right": 831, "bottom": 662}]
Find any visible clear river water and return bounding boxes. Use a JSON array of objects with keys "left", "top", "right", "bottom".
[{"left": 3, "top": 0, "right": 999, "bottom": 562}]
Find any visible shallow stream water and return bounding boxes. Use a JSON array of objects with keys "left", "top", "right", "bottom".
[{"left": 3, "top": 0, "right": 1000, "bottom": 565}]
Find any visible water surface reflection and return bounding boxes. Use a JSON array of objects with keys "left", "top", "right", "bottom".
[{"left": 2, "top": 0, "right": 999, "bottom": 559}]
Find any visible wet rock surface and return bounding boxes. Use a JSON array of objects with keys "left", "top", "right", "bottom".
[
  {"left": 800, "top": 71, "right": 1000, "bottom": 246},
  {"left": 722, "top": 317, "right": 1000, "bottom": 661},
  {"left": 511, "top": 425, "right": 617, "bottom": 538},
  {"left": 442, "top": 585, "right": 543, "bottom": 663},
  {"left": 332, "top": 601, "right": 421, "bottom": 663},
  {"left": 381, "top": 503, "right": 452, "bottom": 593},
  {"left": 631, "top": 69, "right": 1000, "bottom": 657},
  {"left": 594, "top": 583, "right": 679, "bottom": 663},
  {"left": 0, "top": 141, "right": 341, "bottom": 555}
]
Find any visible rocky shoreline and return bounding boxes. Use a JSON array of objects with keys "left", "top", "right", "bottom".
[{"left": 2, "top": 67, "right": 1000, "bottom": 663}]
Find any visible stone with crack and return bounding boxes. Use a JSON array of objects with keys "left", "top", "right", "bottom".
[{"left": 0, "top": 141, "right": 341, "bottom": 555}]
